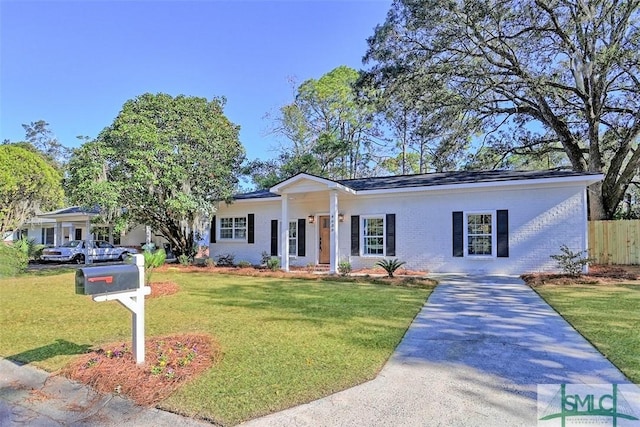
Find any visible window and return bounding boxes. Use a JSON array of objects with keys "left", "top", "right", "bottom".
[
  {"left": 288, "top": 221, "right": 297, "bottom": 256},
  {"left": 94, "top": 227, "right": 111, "bottom": 242},
  {"left": 219, "top": 217, "right": 247, "bottom": 240},
  {"left": 466, "top": 213, "right": 493, "bottom": 256},
  {"left": 42, "top": 227, "right": 54, "bottom": 245},
  {"left": 363, "top": 217, "right": 385, "bottom": 255}
]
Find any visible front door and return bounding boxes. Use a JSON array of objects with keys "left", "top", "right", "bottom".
[{"left": 319, "top": 215, "right": 330, "bottom": 264}]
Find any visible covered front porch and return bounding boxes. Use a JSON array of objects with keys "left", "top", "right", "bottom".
[{"left": 270, "top": 174, "right": 356, "bottom": 274}]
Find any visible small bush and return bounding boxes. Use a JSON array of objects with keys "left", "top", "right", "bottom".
[
  {"left": 216, "top": 253, "right": 235, "bottom": 267},
  {"left": 550, "top": 244, "right": 591, "bottom": 276},
  {"left": 178, "top": 254, "right": 191, "bottom": 266},
  {"left": 205, "top": 258, "right": 216, "bottom": 267},
  {"left": 338, "top": 260, "right": 352, "bottom": 276},
  {"left": 266, "top": 257, "right": 280, "bottom": 271},
  {"left": 0, "top": 243, "right": 29, "bottom": 277},
  {"left": 260, "top": 251, "right": 271, "bottom": 266},
  {"left": 143, "top": 248, "right": 166, "bottom": 285},
  {"left": 14, "top": 237, "right": 45, "bottom": 261},
  {"left": 375, "top": 259, "right": 407, "bottom": 278},
  {"left": 237, "top": 260, "right": 251, "bottom": 268}
]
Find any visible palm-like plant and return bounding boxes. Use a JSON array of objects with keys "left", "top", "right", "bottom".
[
  {"left": 375, "top": 258, "right": 406, "bottom": 278},
  {"left": 143, "top": 248, "right": 166, "bottom": 285}
]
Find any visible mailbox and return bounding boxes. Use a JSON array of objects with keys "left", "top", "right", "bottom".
[{"left": 75, "top": 264, "right": 140, "bottom": 295}]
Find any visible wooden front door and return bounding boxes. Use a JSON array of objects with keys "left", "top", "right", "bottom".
[{"left": 319, "top": 215, "right": 330, "bottom": 264}]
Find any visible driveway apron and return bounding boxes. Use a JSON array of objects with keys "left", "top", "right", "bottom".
[{"left": 241, "top": 274, "right": 638, "bottom": 427}]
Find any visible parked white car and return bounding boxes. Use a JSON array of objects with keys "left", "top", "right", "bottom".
[{"left": 41, "top": 240, "right": 138, "bottom": 264}]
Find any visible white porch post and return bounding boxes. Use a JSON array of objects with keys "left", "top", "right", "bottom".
[
  {"left": 69, "top": 224, "right": 75, "bottom": 243},
  {"left": 329, "top": 190, "right": 339, "bottom": 274},
  {"left": 85, "top": 218, "right": 92, "bottom": 264},
  {"left": 281, "top": 195, "right": 289, "bottom": 272},
  {"left": 55, "top": 222, "right": 63, "bottom": 246}
]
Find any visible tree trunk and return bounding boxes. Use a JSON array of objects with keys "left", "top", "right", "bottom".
[{"left": 588, "top": 182, "right": 608, "bottom": 220}]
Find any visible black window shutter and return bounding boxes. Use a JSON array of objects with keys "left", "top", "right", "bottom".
[
  {"left": 497, "top": 209, "right": 509, "bottom": 257},
  {"left": 351, "top": 215, "right": 360, "bottom": 256},
  {"left": 297, "top": 218, "right": 306, "bottom": 257},
  {"left": 210, "top": 216, "right": 216, "bottom": 243},
  {"left": 270, "top": 220, "right": 278, "bottom": 256},
  {"left": 247, "top": 214, "right": 255, "bottom": 244},
  {"left": 453, "top": 211, "right": 463, "bottom": 257},
  {"left": 386, "top": 213, "right": 396, "bottom": 256},
  {"left": 41, "top": 228, "right": 45, "bottom": 245}
]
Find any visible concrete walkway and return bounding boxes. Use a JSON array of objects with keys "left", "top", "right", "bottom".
[
  {"left": 241, "top": 274, "right": 639, "bottom": 427},
  {"left": 0, "top": 359, "right": 210, "bottom": 426}
]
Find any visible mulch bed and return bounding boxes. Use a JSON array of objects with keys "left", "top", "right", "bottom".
[
  {"left": 522, "top": 264, "right": 640, "bottom": 286},
  {"left": 62, "top": 334, "right": 221, "bottom": 406},
  {"left": 148, "top": 281, "right": 180, "bottom": 298}
]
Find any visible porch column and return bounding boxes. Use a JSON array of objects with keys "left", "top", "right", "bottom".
[
  {"left": 281, "top": 195, "right": 290, "bottom": 272},
  {"left": 329, "top": 190, "right": 339, "bottom": 274},
  {"left": 69, "top": 224, "right": 75, "bottom": 244},
  {"left": 85, "top": 218, "right": 92, "bottom": 264},
  {"left": 55, "top": 221, "right": 63, "bottom": 246}
]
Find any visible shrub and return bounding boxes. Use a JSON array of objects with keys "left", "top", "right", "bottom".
[
  {"left": 375, "top": 259, "right": 407, "bottom": 278},
  {"left": 14, "top": 237, "right": 45, "bottom": 261},
  {"left": 260, "top": 251, "right": 271, "bottom": 266},
  {"left": 337, "top": 260, "right": 352, "bottom": 276},
  {"left": 143, "top": 248, "right": 166, "bottom": 284},
  {"left": 237, "top": 260, "right": 251, "bottom": 268},
  {"left": 550, "top": 244, "right": 592, "bottom": 276},
  {"left": 205, "top": 258, "right": 216, "bottom": 267},
  {"left": 0, "top": 243, "right": 29, "bottom": 277},
  {"left": 178, "top": 254, "right": 191, "bottom": 266},
  {"left": 216, "top": 253, "right": 235, "bottom": 267},
  {"left": 266, "top": 257, "right": 280, "bottom": 271}
]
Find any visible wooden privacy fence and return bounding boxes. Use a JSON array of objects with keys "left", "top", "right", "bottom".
[{"left": 589, "top": 220, "right": 640, "bottom": 265}]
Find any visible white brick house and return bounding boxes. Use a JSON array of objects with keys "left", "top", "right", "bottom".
[{"left": 209, "top": 170, "right": 602, "bottom": 275}]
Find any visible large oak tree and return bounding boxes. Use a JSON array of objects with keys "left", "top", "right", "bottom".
[
  {"left": 0, "top": 144, "right": 64, "bottom": 234},
  {"left": 363, "top": 0, "right": 640, "bottom": 219},
  {"left": 66, "top": 93, "right": 245, "bottom": 257}
]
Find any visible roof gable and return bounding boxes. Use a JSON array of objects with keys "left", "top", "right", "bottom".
[{"left": 269, "top": 173, "right": 356, "bottom": 195}]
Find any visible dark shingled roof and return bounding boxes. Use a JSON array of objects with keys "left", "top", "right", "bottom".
[
  {"left": 42, "top": 206, "right": 101, "bottom": 215},
  {"left": 233, "top": 170, "right": 601, "bottom": 200},
  {"left": 336, "top": 169, "right": 599, "bottom": 191}
]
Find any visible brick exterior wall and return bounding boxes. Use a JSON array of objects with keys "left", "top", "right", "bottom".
[{"left": 210, "top": 182, "right": 588, "bottom": 275}]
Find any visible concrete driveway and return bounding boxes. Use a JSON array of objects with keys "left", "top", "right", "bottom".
[{"left": 241, "top": 274, "right": 639, "bottom": 427}]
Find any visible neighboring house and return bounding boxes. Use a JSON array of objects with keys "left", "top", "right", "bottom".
[
  {"left": 209, "top": 170, "right": 602, "bottom": 274},
  {"left": 5, "top": 206, "right": 156, "bottom": 250}
]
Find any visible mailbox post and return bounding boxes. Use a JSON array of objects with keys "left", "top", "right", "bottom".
[{"left": 76, "top": 254, "right": 150, "bottom": 364}]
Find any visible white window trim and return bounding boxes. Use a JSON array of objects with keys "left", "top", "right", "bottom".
[
  {"left": 464, "top": 211, "right": 496, "bottom": 258},
  {"left": 218, "top": 216, "right": 248, "bottom": 241},
  {"left": 288, "top": 220, "right": 298, "bottom": 258},
  {"left": 361, "top": 215, "right": 386, "bottom": 257}
]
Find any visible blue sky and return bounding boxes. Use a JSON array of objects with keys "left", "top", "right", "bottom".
[{"left": 0, "top": 0, "right": 391, "bottom": 160}]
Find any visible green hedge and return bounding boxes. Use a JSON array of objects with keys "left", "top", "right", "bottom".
[{"left": 0, "top": 243, "right": 29, "bottom": 277}]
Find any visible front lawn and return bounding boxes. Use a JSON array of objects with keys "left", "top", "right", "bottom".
[
  {"left": 0, "top": 270, "right": 432, "bottom": 425},
  {"left": 534, "top": 283, "right": 640, "bottom": 384}
]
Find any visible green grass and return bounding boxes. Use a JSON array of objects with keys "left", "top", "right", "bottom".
[
  {"left": 0, "top": 270, "right": 432, "bottom": 425},
  {"left": 535, "top": 284, "right": 640, "bottom": 384}
]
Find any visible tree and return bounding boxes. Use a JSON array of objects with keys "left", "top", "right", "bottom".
[
  {"left": 363, "top": 0, "right": 640, "bottom": 219},
  {"left": 65, "top": 93, "right": 245, "bottom": 258},
  {"left": 22, "top": 120, "right": 70, "bottom": 168},
  {"left": 0, "top": 144, "right": 64, "bottom": 234},
  {"left": 251, "top": 66, "right": 383, "bottom": 187}
]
